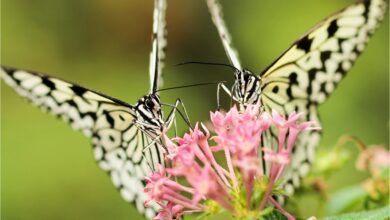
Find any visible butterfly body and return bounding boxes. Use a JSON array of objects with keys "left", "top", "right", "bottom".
[
  {"left": 232, "top": 69, "right": 261, "bottom": 108},
  {"left": 134, "top": 94, "right": 165, "bottom": 135}
]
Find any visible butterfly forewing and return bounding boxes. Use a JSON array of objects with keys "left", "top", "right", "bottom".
[
  {"left": 261, "top": 0, "right": 387, "bottom": 107},
  {"left": 149, "top": 0, "right": 167, "bottom": 92},
  {"left": 260, "top": 0, "right": 387, "bottom": 195},
  {"left": 1, "top": 67, "right": 160, "bottom": 218},
  {"left": 207, "top": 0, "right": 242, "bottom": 70}
]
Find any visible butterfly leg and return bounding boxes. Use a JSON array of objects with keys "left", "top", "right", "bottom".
[
  {"left": 217, "top": 82, "right": 231, "bottom": 110},
  {"left": 162, "top": 98, "right": 192, "bottom": 130},
  {"left": 217, "top": 81, "right": 239, "bottom": 110},
  {"left": 166, "top": 107, "right": 178, "bottom": 137},
  {"left": 134, "top": 125, "right": 166, "bottom": 171},
  {"left": 174, "top": 98, "right": 191, "bottom": 128},
  {"left": 142, "top": 134, "right": 164, "bottom": 154},
  {"left": 173, "top": 117, "right": 178, "bottom": 137}
]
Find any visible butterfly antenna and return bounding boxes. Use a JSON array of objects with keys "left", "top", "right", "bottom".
[
  {"left": 156, "top": 81, "right": 226, "bottom": 92},
  {"left": 176, "top": 61, "right": 241, "bottom": 72}
]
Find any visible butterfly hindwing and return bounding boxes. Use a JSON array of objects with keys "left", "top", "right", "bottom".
[{"left": 1, "top": 67, "right": 159, "bottom": 218}]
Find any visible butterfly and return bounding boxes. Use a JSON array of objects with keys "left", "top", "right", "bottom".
[
  {"left": 205, "top": 0, "right": 388, "bottom": 198},
  {"left": 1, "top": 0, "right": 186, "bottom": 218}
]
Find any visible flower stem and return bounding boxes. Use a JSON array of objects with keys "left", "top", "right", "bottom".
[
  {"left": 224, "top": 146, "right": 238, "bottom": 189},
  {"left": 335, "top": 135, "right": 366, "bottom": 152},
  {"left": 259, "top": 164, "right": 278, "bottom": 210},
  {"left": 269, "top": 197, "right": 295, "bottom": 220}
]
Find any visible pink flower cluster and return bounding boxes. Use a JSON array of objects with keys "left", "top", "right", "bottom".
[
  {"left": 144, "top": 105, "right": 319, "bottom": 220},
  {"left": 356, "top": 146, "right": 390, "bottom": 177},
  {"left": 356, "top": 146, "right": 390, "bottom": 201}
]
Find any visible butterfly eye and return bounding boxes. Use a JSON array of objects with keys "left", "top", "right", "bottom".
[{"left": 145, "top": 99, "right": 153, "bottom": 109}]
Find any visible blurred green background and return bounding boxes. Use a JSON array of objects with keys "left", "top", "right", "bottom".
[{"left": 1, "top": 0, "right": 388, "bottom": 219}]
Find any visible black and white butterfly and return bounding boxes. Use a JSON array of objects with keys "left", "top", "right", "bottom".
[
  {"left": 1, "top": 0, "right": 188, "bottom": 218},
  {"left": 205, "top": 0, "right": 387, "bottom": 197}
]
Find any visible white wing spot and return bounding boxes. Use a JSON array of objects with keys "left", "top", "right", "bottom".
[{"left": 21, "top": 75, "right": 41, "bottom": 90}]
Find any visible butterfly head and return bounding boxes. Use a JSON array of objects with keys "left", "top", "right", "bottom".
[
  {"left": 135, "top": 94, "right": 164, "bottom": 132},
  {"left": 233, "top": 69, "right": 261, "bottom": 107}
]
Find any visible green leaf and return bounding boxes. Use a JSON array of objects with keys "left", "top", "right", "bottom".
[
  {"left": 312, "top": 150, "right": 350, "bottom": 175},
  {"left": 327, "top": 185, "right": 367, "bottom": 214},
  {"left": 379, "top": 167, "right": 390, "bottom": 179},
  {"left": 263, "top": 210, "right": 287, "bottom": 220},
  {"left": 323, "top": 205, "right": 390, "bottom": 220}
]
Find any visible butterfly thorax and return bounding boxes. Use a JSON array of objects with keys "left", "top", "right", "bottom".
[
  {"left": 134, "top": 93, "right": 164, "bottom": 135},
  {"left": 233, "top": 69, "right": 261, "bottom": 108}
]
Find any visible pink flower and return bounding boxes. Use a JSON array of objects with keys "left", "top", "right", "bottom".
[
  {"left": 263, "top": 148, "right": 290, "bottom": 165},
  {"left": 355, "top": 145, "right": 390, "bottom": 201},
  {"left": 272, "top": 110, "right": 300, "bottom": 151},
  {"left": 287, "top": 121, "right": 320, "bottom": 153},
  {"left": 356, "top": 146, "right": 390, "bottom": 177},
  {"left": 210, "top": 107, "right": 240, "bottom": 138},
  {"left": 190, "top": 164, "right": 233, "bottom": 211},
  {"left": 259, "top": 111, "right": 272, "bottom": 130},
  {"left": 144, "top": 165, "right": 203, "bottom": 217},
  {"left": 152, "top": 202, "right": 184, "bottom": 220},
  {"left": 259, "top": 110, "right": 319, "bottom": 211},
  {"left": 144, "top": 105, "right": 320, "bottom": 219}
]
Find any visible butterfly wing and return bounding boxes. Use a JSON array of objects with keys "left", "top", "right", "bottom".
[
  {"left": 1, "top": 67, "right": 160, "bottom": 218},
  {"left": 206, "top": 0, "right": 242, "bottom": 70},
  {"left": 261, "top": 0, "right": 387, "bottom": 108},
  {"left": 260, "top": 0, "right": 387, "bottom": 195},
  {"left": 149, "top": 0, "right": 167, "bottom": 92}
]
